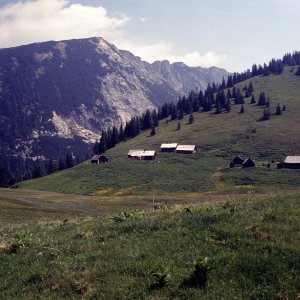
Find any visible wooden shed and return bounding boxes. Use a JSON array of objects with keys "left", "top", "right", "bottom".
[
  {"left": 91, "top": 154, "right": 108, "bottom": 164},
  {"left": 242, "top": 157, "right": 255, "bottom": 168},
  {"left": 283, "top": 156, "right": 300, "bottom": 169},
  {"left": 230, "top": 155, "right": 245, "bottom": 168},
  {"left": 160, "top": 143, "right": 178, "bottom": 152},
  {"left": 128, "top": 149, "right": 145, "bottom": 158},
  {"left": 175, "top": 145, "right": 196, "bottom": 154},
  {"left": 128, "top": 150, "right": 156, "bottom": 160}
]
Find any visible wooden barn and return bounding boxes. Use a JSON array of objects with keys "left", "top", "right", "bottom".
[
  {"left": 160, "top": 143, "right": 178, "bottom": 152},
  {"left": 175, "top": 145, "right": 197, "bottom": 154},
  {"left": 283, "top": 156, "right": 300, "bottom": 169},
  {"left": 128, "top": 150, "right": 156, "bottom": 160},
  {"left": 128, "top": 149, "right": 145, "bottom": 158},
  {"left": 242, "top": 157, "right": 255, "bottom": 168},
  {"left": 230, "top": 155, "right": 245, "bottom": 168},
  {"left": 91, "top": 155, "right": 108, "bottom": 164}
]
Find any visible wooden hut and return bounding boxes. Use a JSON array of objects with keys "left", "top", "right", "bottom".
[
  {"left": 141, "top": 150, "right": 156, "bottom": 160},
  {"left": 128, "top": 150, "right": 156, "bottom": 160},
  {"left": 229, "top": 155, "right": 244, "bottom": 168},
  {"left": 175, "top": 145, "right": 196, "bottom": 154},
  {"left": 128, "top": 149, "right": 145, "bottom": 158},
  {"left": 283, "top": 156, "right": 300, "bottom": 169},
  {"left": 242, "top": 157, "right": 255, "bottom": 168},
  {"left": 91, "top": 154, "right": 108, "bottom": 164},
  {"left": 160, "top": 143, "right": 178, "bottom": 152}
]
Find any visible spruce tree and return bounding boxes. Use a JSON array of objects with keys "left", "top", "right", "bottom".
[
  {"left": 150, "top": 126, "right": 156, "bottom": 136},
  {"left": 225, "top": 99, "right": 231, "bottom": 112},
  {"left": 262, "top": 107, "right": 271, "bottom": 121},
  {"left": 178, "top": 109, "right": 184, "bottom": 120},
  {"left": 251, "top": 95, "right": 256, "bottom": 104},
  {"left": 188, "top": 113, "right": 194, "bottom": 124},
  {"left": 275, "top": 104, "right": 282, "bottom": 115},
  {"left": 119, "top": 124, "right": 125, "bottom": 141},
  {"left": 152, "top": 109, "right": 159, "bottom": 127},
  {"left": 239, "top": 105, "right": 245, "bottom": 113}
]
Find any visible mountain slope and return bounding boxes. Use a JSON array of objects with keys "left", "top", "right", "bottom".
[
  {"left": 0, "top": 37, "right": 228, "bottom": 162},
  {"left": 17, "top": 66, "right": 300, "bottom": 195}
]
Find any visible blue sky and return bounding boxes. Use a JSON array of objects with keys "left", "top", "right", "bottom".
[{"left": 0, "top": 0, "right": 300, "bottom": 72}]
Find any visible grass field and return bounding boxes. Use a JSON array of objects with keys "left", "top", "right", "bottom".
[
  {"left": 16, "top": 67, "right": 300, "bottom": 196},
  {"left": 1, "top": 189, "right": 299, "bottom": 299}
]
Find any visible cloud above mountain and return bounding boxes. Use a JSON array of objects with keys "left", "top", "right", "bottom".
[
  {"left": 0, "top": 0, "right": 226, "bottom": 67},
  {"left": 0, "top": 0, "right": 129, "bottom": 47}
]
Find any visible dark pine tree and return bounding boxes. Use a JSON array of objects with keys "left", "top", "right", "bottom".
[
  {"left": 239, "top": 105, "right": 245, "bottom": 113},
  {"left": 178, "top": 109, "right": 184, "bottom": 120},
  {"left": 251, "top": 95, "right": 256, "bottom": 104},
  {"left": 150, "top": 126, "right": 156, "bottom": 136},
  {"left": 59, "top": 157, "right": 65, "bottom": 171},
  {"left": 188, "top": 113, "right": 194, "bottom": 124},
  {"left": 119, "top": 124, "right": 125, "bottom": 141},
  {"left": 261, "top": 107, "right": 271, "bottom": 121},
  {"left": 258, "top": 92, "right": 267, "bottom": 106},
  {"left": 177, "top": 122, "right": 181, "bottom": 130},
  {"left": 152, "top": 109, "right": 159, "bottom": 127},
  {"left": 275, "top": 104, "right": 282, "bottom": 115},
  {"left": 225, "top": 99, "right": 231, "bottom": 112}
]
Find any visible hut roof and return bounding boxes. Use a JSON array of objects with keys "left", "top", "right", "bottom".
[
  {"left": 161, "top": 143, "right": 178, "bottom": 149},
  {"left": 242, "top": 157, "right": 255, "bottom": 167},
  {"left": 128, "top": 149, "right": 145, "bottom": 155},
  {"left": 91, "top": 155, "right": 101, "bottom": 160},
  {"left": 129, "top": 150, "right": 156, "bottom": 157},
  {"left": 232, "top": 155, "right": 244, "bottom": 164},
  {"left": 284, "top": 156, "right": 300, "bottom": 164},
  {"left": 176, "top": 145, "right": 196, "bottom": 151},
  {"left": 143, "top": 150, "right": 156, "bottom": 156}
]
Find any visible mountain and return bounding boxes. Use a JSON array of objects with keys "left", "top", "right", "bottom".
[
  {"left": 0, "top": 37, "right": 228, "bottom": 165},
  {"left": 17, "top": 66, "right": 300, "bottom": 195}
]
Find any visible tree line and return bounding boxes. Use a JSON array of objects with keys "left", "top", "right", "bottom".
[{"left": 94, "top": 50, "right": 299, "bottom": 155}]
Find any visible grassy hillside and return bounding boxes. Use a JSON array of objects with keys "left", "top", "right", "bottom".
[
  {"left": 17, "top": 66, "right": 300, "bottom": 196},
  {"left": 1, "top": 190, "right": 299, "bottom": 299}
]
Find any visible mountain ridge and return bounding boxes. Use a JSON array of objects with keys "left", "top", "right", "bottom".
[{"left": 0, "top": 36, "right": 228, "bottom": 162}]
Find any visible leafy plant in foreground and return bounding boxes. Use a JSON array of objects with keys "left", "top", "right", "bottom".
[{"left": 181, "top": 257, "right": 213, "bottom": 289}]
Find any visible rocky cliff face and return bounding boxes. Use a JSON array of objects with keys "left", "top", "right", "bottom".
[{"left": 0, "top": 37, "right": 228, "bottom": 160}]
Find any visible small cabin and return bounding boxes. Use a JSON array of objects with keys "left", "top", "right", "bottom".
[
  {"left": 242, "top": 157, "right": 255, "bottom": 168},
  {"left": 128, "top": 149, "right": 145, "bottom": 158},
  {"left": 91, "top": 154, "right": 108, "bottom": 164},
  {"left": 283, "top": 156, "right": 300, "bottom": 169},
  {"left": 175, "top": 145, "right": 197, "bottom": 154},
  {"left": 128, "top": 150, "right": 156, "bottom": 160},
  {"left": 230, "top": 155, "right": 245, "bottom": 168},
  {"left": 160, "top": 143, "right": 178, "bottom": 152}
]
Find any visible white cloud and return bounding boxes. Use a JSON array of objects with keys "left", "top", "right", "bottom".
[
  {"left": 114, "top": 39, "right": 227, "bottom": 68},
  {"left": 139, "top": 17, "right": 147, "bottom": 22},
  {"left": 0, "top": 0, "right": 129, "bottom": 48}
]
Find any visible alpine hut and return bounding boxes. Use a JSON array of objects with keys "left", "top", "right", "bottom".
[
  {"left": 128, "top": 150, "right": 156, "bottom": 160},
  {"left": 242, "top": 157, "right": 255, "bottom": 168},
  {"left": 175, "top": 145, "right": 197, "bottom": 154},
  {"left": 91, "top": 154, "right": 108, "bottom": 164},
  {"left": 160, "top": 143, "right": 178, "bottom": 152},
  {"left": 128, "top": 149, "right": 145, "bottom": 158},
  {"left": 283, "top": 156, "right": 300, "bottom": 169},
  {"left": 229, "top": 155, "right": 244, "bottom": 168}
]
